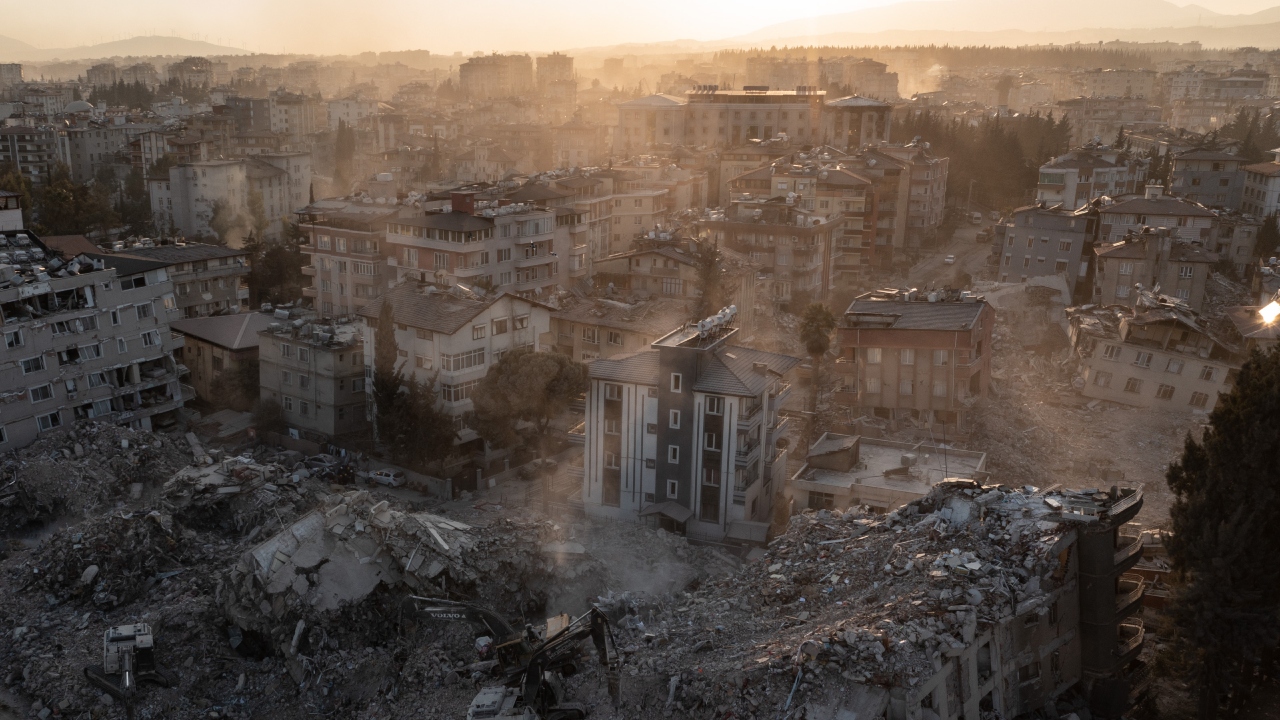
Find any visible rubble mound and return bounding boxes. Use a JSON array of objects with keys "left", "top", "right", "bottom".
[{"left": 0, "top": 421, "right": 194, "bottom": 537}]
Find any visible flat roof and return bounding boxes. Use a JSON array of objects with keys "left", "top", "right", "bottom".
[
  {"left": 843, "top": 297, "right": 987, "bottom": 331},
  {"left": 798, "top": 435, "right": 987, "bottom": 494}
]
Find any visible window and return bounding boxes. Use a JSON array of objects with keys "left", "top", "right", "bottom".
[
  {"left": 670, "top": 373, "right": 682, "bottom": 392},
  {"left": 135, "top": 303, "right": 153, "bottom": 320},
  {"left": 808, "top": 491, "right": 835, "bottom": 511},
  {"left": 900, "top": 348, "right": 915, "bottom": 365},
  {"left": 607, "top": 331, "right": 622, "bottom": 346},
  {"left": 1156, "top": 384, "right": 1175, "bottom": 400},
  {"left": 1116, "top": 285, "right": 1131, "bottom": 299},
  {"left": 604, "top": 452, "right": 619, "bottom": 469},
  {"left": 441, "top": 348, "right": 485, "bottom": 371},
  {"left": 864, "top": 377, "right": 881, "bottom": 393},
  {"left": 1178, "top": 265, "right": 1194, "bottom": 278},
  {"left": 1199, "top": 366, "right": 1215, "bottom": 382},
  {"left": 281, "top": 370, "right": 292, "bottom": 385},
  {"left": 604, "top": 383, "right": 622, "bottom": 400},
  {"left": 1166, "top": 359, "right": 1184, "bottom": 374},
  {"left": 865, "top": 348, "right": 881, "bottom": 364},
  {"left": 933, "top": 380, "right": 947, "bottom": 398},
  {"left": 1190, "top": 391, "right": 1209, "bottom": 408},
  {"left": 87, "top": 372, "right": 108, "bottom": 388},
  {"left": 669, "top": 409, "right": 681, "bottom": 429},
  {"left": 1123, "top": 378, "right": 1143, "bottom": 394},
  {"left": 704, "top": 432, "right": 720, "bottom": 450},
  {"left": 298, "top": 348, "right": 310, "bottom": 363},
  {"left": 1094, "top": 371, "right": 1113, "bottom": 388},
  {"left": 899, "top": 379, "right": 913, "bottom": 395},
  {"left": 283, "top": 396, "right": 294, "bottom": 411},
  {"left": 604, "top": 419, "right": 620, "bottom": 434},
  {"left": 29, "top": 384, "right": 53, "bottom": 402},
  {"left": 141, "top": 331, "right": 160, "bottom": 347},
  {"left": 441, "top": 379, "right": 481, "bottom": 402},
  {"left": 662, "top": 278, "right": 684, "bottom": 295},
  {"left": 299, "top": 375, "right": 311, "bottom": 390},
  {"left": 298, "top": 401, "right": 310, "bottom": 417},
  {"left": 21, "top": 356, "right": 44, "bottom": 374},
  {"left": 1058, "top": 240, "right": 1072, "bottom": 252},
  {"left": 110, "top": 309, "right": 121, "bottom": 326},
  {"left": 1023, "top": 257, "right": 1031, "bottom": 269},
  {"left": 581, "top": 327, "right": 599, "bottom": 343},
  {"left": 415, "top": 328, "right": 432, "bottom": 340},
  {"left": 1102, "top": 345, "right": 1122, "bottom": 360},
  {"left": 5, "top": 329, "right": 22, "bottom": 348},
  {"left": 706, "top": 396, "right": 724, "bottom": 415},
  {"left": 281, "top": 343, "right": 294, "bottom": 358},
  {"left": 514, "top": 315, "right": 529, "bottom": 330},
  {"left": 1133, "top": 352, "right": 1153, "bottom": 368},
  {"left": 472, "top": 324, "right": 486, "bottom": 340},
  {"left": 667, "top": 445, "right": 680, "bottom": 464},
  {"left": 492, "top": 318, "right": 508, "bottom": 335},
  {"left": 933, "top": 350, "right": 949, "bottom": 366},
  {"left": 36, "top": 411, "right": 62, "bottom": 432},
  {"left": 352, "top": 378, "right": 364, "bottom": 392},
  {"left": 80, "top": 344, "right": 102, "bottom": 360},
  {"left": 415, "top": 355, "right": 432, "bottom": 369},
  {"left": 667, "top": 479, "right": 679, "bottom": 498},
  {"left": 1118, "top": 262, "right": 1134, "bottom": 276}
]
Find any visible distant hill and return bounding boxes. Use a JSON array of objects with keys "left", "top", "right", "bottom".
[
  {"left": 0, "top": 36, "right": 248, "bottom": 63},
  {"left": 734, "top": 0, "right": 1280, "bottom": 44}
]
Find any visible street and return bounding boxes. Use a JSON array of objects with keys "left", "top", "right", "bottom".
[{"left": 905, "top": 221, "right": 993, "bottom": 289}]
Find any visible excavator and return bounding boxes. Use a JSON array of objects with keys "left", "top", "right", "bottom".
[
  {"left": 82, "top": 623, "right": 177, "bottom": 719},
  {"left": 408, "top": 597, "right": 620, "bottom": 720}
]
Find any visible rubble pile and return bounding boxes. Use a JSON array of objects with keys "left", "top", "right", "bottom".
[
  {"left": 572, "top": 481, "right": 1082, "bottom": 718},
  {"left": 0, "top": 421, "right": 195, "bottom": 535}
]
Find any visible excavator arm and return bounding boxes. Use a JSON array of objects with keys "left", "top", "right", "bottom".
[
  {"left": 408, "top": 596, "right": 519, "bottom": 641},
  {"left": 520, "top": 606, "right": 621, "bottom": 713}
]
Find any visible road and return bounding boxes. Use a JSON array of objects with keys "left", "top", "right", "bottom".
[{"left": 905, "top": 222, "right": 994, "bottom": 289}]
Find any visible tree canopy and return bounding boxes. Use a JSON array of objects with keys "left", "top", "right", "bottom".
[{"left": 469, "top": 349, "right": 587, "bottom": 455}]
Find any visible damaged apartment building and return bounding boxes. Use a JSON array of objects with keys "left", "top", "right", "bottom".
[
  {"left": 1069, "top": 289, "right": 1242, "bottom": 412},
  {"left": 836, "top": 289, "right": 995, "bottom": 434},
  {"left": 580, "top": 309, "right": 798, "bottom": 542},
  {"left": 0, "top": 230, "right": 187, "bottom": 449}
]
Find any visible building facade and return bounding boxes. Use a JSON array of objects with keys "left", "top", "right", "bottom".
[
  {"left": 258, "top": 318, "right": 369, "bottom": 441},
  {"left": 1092, "top": 227, "right": 1217, "bottom": 312},
  {"left": 995, "top": 204, "right": 1097, "bottom": 288},
  {"left": 1170, "top": 149, "right": 1246, "bottom": 210}
]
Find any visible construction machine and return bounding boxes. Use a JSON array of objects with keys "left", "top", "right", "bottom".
[
  {"left": 409, "top": 598, "right": 620, "bottom": 719},
  {"left": 83, "top": 624, "right": 177, "bottom": 717}
]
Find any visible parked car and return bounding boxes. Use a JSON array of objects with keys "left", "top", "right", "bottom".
[
  {"left": 304, "top": 454, "right": 340, "bottom": 470},
  {"left": 944, "top": 255, "right": 957, "bottom": 265},
  {"left": 989, "top": 211, "right": 1000, "bottom": 222},
  {"left": 969, "top": 212, "right": 983, "bottom": 225},
  {"left": 368, "top": 469, "right": 407, "bottom": 487}
]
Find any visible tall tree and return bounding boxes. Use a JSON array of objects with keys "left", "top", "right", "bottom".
[
  {"left": 798, "top": 303, "right": 836, "bottom": 452},
  {"left": 1164, "top": 348, "right": 1280, "bottom": 718},
  {"left": 372, "top": 299, "right": 404, "bottom": 439},
  {"left": 0, "top": 161, "right": 33, "bottom": 227},
  {"left": 470, "top": 349, "right": 587, "bottom": 461},
  {"left": 690, "top": 238, "right": 726, "bottom": 321},
  {"left": 1257, "top": 215, "right": 1280, "bottom": 261}
]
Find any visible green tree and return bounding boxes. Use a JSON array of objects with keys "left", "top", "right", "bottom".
[
  {"left": 1164, "top": 348, "right": 1280, "bottom": 718},
  {"left": 798, "top": 303, "right": 837, "bottom": 452},
  {"left": 690, "top": 238, "right": 726, "bottom": 321},
  {"left": 119, "top": 166, "right": 152, "bottom": 236},
  {"left": 0, "top": 161, "right": 33, "bottom": 227},
  {"left": 369, "top": 299, "right": 455, "bottom": 467},
  {"left": 372, "top": 299, "right": 404, "bottom": 435},
  {"left": 469, "top": 349, "right": 587, "bottom": 461},
  {"left": 33, "top": 163, "right": 116, "bottom": 236}
]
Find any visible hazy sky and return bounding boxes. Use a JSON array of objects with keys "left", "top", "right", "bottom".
[{"left": 5, "top": 0, "right": 1279, "bottom": 55}]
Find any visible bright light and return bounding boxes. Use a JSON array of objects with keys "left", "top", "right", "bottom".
[{"left": 1262, "top": 301, "right": 1280, "bottom": 324}]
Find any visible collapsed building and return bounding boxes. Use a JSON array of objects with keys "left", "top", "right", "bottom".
[
  {"left": 1068, "top": 289, "right": 1241, "bottom": 411},
  {"left": 618, "top": 480, "right": 1149, "bottom": 720}
]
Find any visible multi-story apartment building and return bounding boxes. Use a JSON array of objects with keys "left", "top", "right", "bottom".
[
  {"left": 258, "top": 318, "right": 369, "bottom": 441},
  {"left": 1170, "top": 148, "right": 1246, "bottom": 210},
  {"left": 1243, "top": 148, "right": 1280, "bottom": 217},
  {"left": 357, "top": 282, "right": 552, "bottom": 461},
  {"left": 868, "top": 143, "right": 949, "bottom": 248},
  {"left": 0, "top": 64, "right": 22, "bottom": 89},
  {"left": 1037, "top": 144, "right": 1148, "bottom": 211},
  {"left": 90, "top": 242, "right": 251, "bottom": 318},
  {"left": 727, "top": 155, "right": 879, "bottom": 281},
  {"left": 684, "top": 86, "right": 826, "bottom": 148},
  {"left": 713, "top": 137, "right": 794, "bottom": 207},
  {"left": 696, "top": 199, "right": 838, "bottom": 308},
  {"left": 1209, "top": 211, "right": 1261, "bottom": 276},
  {"left": 545, "top": 297, "right": 688, "bottom": 363},
  {"left": 225, "top": 96, "right": 272, "bottom": 134},
  {"left": 590, "top": 243, "right": 757, "bottom": 329},
  {"left": 841, "top": 147, "right": 912, "bottom": 260},
  {"left": 821, "top": 95, "right": 892, "bottom": 151},
  {"left": 1093, "top": 227, "right": 1217, "bottom": 311},
  {"left": 385, "top": 191, "right": 566, "bottom": 300},
  {"left": 0, "top": 231, "right": 187, "bottom": 450},
  {"left": 326, "top": 95, "right": 381, "bottom": 131},
  {"left": 1055, "top": 97, "right": 1164, "bottom": 148},
  {"left": 536, "top": 53, "right": 574, "bottom": 89},
  {"left": 1079, "top": 69, "right": 1158, "bottom": 99},
  {"left": 170, "top": 312, "right": 276, "bottom": 405},
  {"left": 268, "top": 91, "right": 318, "bottom": 150},
  {"left": 614, "top": 94, "right": 687, "bottom": 155},
  {"left": 835, "top": 289, "right": 995, "bottom": 433},
  {"left": 151, "top": 154, "right": 311, "bottom": 242},
  {"left": 1069, "top": 292, "right": 1241, "bottom": 412},
  {"left": 580, "top": 313, "right": 799, "bottom": 541},
  {"left": 0, "top": 126, "right": 57, "bottom": 187},
  {"left": 298, "top": 199, "right": 398, "bottom": 317},
  {"left": 995, "top": 204, "right": 1098, "bottom": 288},
  {"left": 458, "top": 54, "right": 534, "bottom": 100},
  {"left": 1097, "top": 184, "right": 1216, "bottom": 243},
  {"left": 610, "top": 157, "right": 708, "bottom": 213}
]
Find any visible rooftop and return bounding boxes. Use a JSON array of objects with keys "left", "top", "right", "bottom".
[
  {"left": 170, "top": 312, "right": 277, "bottom": 351},
  {"left": 795, "top": 433, "right": 988, "bottom": 496},
  {"left": 843, "top": 290, "right": 988, "bottom": 331},
  {"left": 551, "top": 297, "right": 689, "bottom": 336}
]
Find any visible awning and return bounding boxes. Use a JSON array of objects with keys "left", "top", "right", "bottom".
[{"left": 639, "top": 501, "right": 693, "bottom": 524}]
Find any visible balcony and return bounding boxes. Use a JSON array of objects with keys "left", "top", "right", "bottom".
[
  {"left": 736, "top": 403, "right": 762, "bottom": 430},
  {"left": 735, "top": 440, "right": 761, "bottom": 467},
  {"left": 1115, "top": 532, "right": 1144, "bottom": 570},
  {"left": 301, "top": 265, "right": 317, "bottom": 276},
  {"left": 568, "top": 454, "right": 584, "bottom": 477},
  {"left": 1116, "top": 574, "right": 1145, "bottom": 617},
  {"left": 769, "top": 414, "right": 791, "bottom": 436},
  {"left": 515, "top": 253, "right": 557, "bottom": 269},
  {"left": 772, "top": 382, "right": 792, "bottom": 403},
  {"left": 1126, "top": 661, "right": 1153, "bottom": 703},
  {"left": 733, "top": 490, "right": 746, "bottom": 506},
  {"left": 1116, "top": 620, "right": 1145, "bottom": 664},
  {"left": 567, "top": 421, "right": 585, "bottom": 446}
]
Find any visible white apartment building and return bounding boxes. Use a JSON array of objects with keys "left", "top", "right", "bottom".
[
  {"left": 1037, "top": 145, "right": 1148, "bottom": 211},
  {"left": 1244, "top": 149, "right": 1280, "bottom": 217},
  {"left": 327, "top": 96, "right": 382, "bottom": 130},
  {"left": 151, "top": 154, "right": 311, "bottom": 242},
  {"left": 357, "top": 283, "right": 552, "bottom": 459}
]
